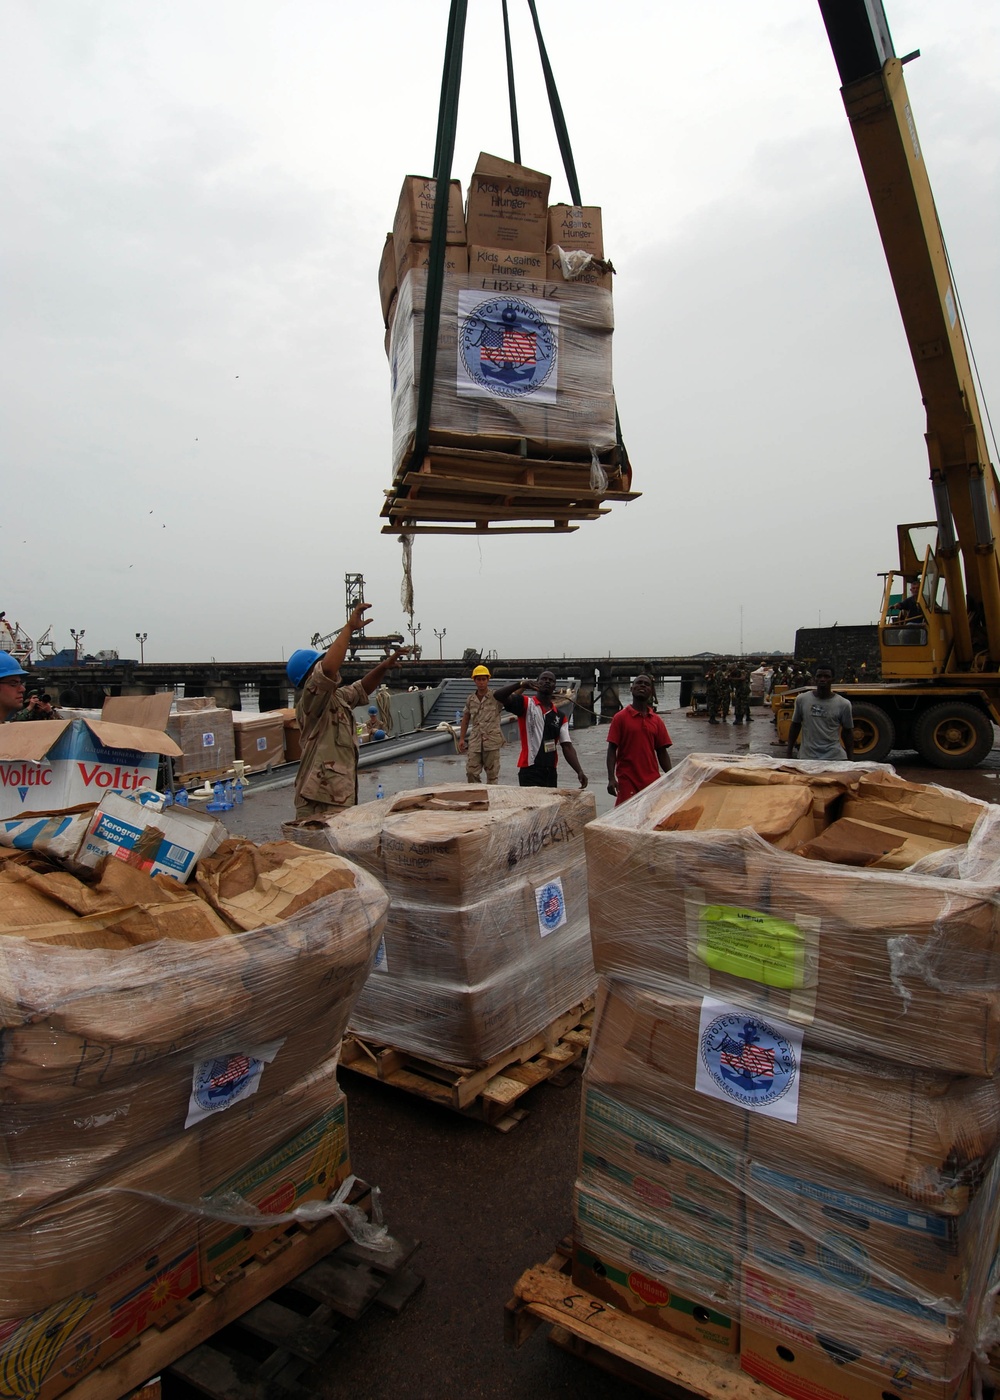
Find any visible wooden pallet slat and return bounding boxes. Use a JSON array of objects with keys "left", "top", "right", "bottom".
[
  {"left": 507, "top": 1260, "right": 776, "bottom": 1400},
  {"left": 341, "top": 998, "right": 594, "bottom": 1127}
]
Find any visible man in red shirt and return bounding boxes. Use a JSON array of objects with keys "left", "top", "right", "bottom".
[{"left": 606, "top": 675, "right": 672, "bottom": 805}]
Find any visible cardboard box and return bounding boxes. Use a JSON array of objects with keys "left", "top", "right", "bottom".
[
  {"left": 467, "top": 245, "right": 546, "bottom": 282},
  {"left": 0, "top": 804, "right": 94, "bottom": 860},
  {"left": 199, "top": 1097, "right": 351, "bottom": 1280},
  {"left": 547, "top": 203, "right": 604, "bottom": 256},
  {"left": 465, "top": 153, "right": 550, "bottom": 253},
  {"left": 378, "top": 231, "right": 396, "bottom": 323},
  {"left": 584, "top": 764, "right": 1000, "bottom": 1076},
  {"left": 797, "top": 817, "right": 962, "bottom": 870},
  {"left": 739, "top": 1262, "right": 972, "bottom": 1400},
  {"left": 392, "top": 175, "right": 465, "bottom": 247},
  {"left": 655, "top": 781, "right": 819, "bottom": 850},
  {"left": 0, "top": 719, "right": 180, "bottom": 819},
  {"left": 232, "top": 711, "right": 285, "bottom": 772},
  {"left": 0, "top": 1225, "right": 200, "bottom": 1400},
  {"left": 744, "top": 1154, "right": 1000, "bottom": 1313},
  {"left": 572, "top": 1224, "right": 739, "bottom": 1350},
  {"left": 396, "top": 239, "right": 468, "bottom": 284},
  {"left": 584, "top": 981, "right": 1000, "bottom": 1211},
  {"left": 280, "top": 708, "right": 301, "bottom": 764},
  {"left": 166, "top": 705, "right": 235, "bottom": 779},
  {"left": 75, "top": 792, "right": 225, "bottom": 882},
  {"left": 544, "top": 249, "right": 613, "bottom": 290}
]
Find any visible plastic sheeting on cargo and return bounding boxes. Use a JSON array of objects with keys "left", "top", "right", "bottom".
[
  {"left": 578, "top": 755, "right": 1000, "bottom": 1394},
  {"left": 388, "top": 270, "right": 617, "bottom": 476},
  {"left": 296, "top": 784, "right": 598, "bottom": 1066},
  {"left": 0, "top": 838, "right": 388, "bottom": 1325}
]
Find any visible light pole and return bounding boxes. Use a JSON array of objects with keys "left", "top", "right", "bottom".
[
  {"left": 434, "top": 627, "right": 446, "bottom": 661},
  {"left": 408, "top": 620, "right": 422, "bottom": 654},
  {"left": 135, "top": 632, "right": 147, "bottom": 664},
  {"left": 70, "top": 629, "right": 85, "bottom": 664}
]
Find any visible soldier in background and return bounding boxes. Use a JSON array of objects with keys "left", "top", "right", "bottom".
[
  {"left": 717, "top": 667, "right": 732, "bottom": 723},
  {"left": 841, "top": 658, "right": 858, "bottom": 683},
  {"left": 732, "top": 665, "right": 752, "bottom": 724},
  {"left": 705, "top": 665, "right": 721, "bottom": 724}
]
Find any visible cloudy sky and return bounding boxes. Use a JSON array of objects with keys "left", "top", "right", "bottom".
[{"left": 3, "top": 0, "right": 997, "bottom": 664}]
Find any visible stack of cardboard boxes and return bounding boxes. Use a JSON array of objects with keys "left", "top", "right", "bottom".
[
  {"left": 379, "top": 155, "right": 628, "bottom": 530},
  {"left": 578, "top": 756, "right": 1000, "bottom": 1400},
  {"left": 290, "top": 784, "right": 597, "bottom": 1066},
  {"left": 167, "top": 696, "right": 236, "bottom": 783},
  {"left": 0, "top": 837, "right": 388, "bottom": 1400}
]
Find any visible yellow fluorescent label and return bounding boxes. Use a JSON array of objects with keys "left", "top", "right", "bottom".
[{"left": 697, "top": 904, "right": 805, "bottom": 990}]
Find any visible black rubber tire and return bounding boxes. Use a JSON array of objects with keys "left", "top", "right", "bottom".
[
  {"left": 850, "top": 702, "right": 896, "bottom": 763},
  {"left": 913, "top": 702, "right": 995, "bottom": 769}
]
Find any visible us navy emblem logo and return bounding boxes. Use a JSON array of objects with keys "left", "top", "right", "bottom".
[
  {"left": 458, "top": 293, "right": 557, "bottom": 400},
  {"left": 695, "top": 997, "right": 803, "bottom": 1122}
]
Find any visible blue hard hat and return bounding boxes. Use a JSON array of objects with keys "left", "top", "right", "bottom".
[
  {"left": 368, "top": 705, "right": 378, "bottom": 714},
  {"left": 0, "top": 653, "right": 29, "bottom": 681},
  {"left": 287, "top": 648, "right": 322, "bottom": 688}
]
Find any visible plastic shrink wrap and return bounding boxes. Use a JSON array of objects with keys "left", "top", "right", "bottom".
[
  {"left": 0, "top": 837, "right": 387, "bottom": 1400},
  {"left": 290, "top": 784, "right": 597, "bottom": 1066},
  {"left": 388, "top": 269, "right": 617, "bottom": 477},
  {"left": 577, "top": 756, "right": 1000, "bottom": 1400}
]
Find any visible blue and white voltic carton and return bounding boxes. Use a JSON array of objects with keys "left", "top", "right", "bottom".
[{"left": 0, "top": 718, "right": 181, "bottom": 819}]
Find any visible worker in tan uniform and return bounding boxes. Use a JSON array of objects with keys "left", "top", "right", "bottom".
[
  {"left": 287, "top": 602, "right": 409, "bottom": 819},
  {"left": 458, "top": 664, "right": 503, "bottom": 784}
]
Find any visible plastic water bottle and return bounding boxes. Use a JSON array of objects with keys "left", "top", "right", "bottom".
[
  {"left": 207, "top": 781, "right": 233, "bottom": 813},
  {"left": 162, "top": 789, "right": 174, "bottom": 808},
  {"left": 376, "top": 781, "right": 384, "bottom": 800},
  {"left": 233, "top": 779, "right": 244, "bottom": 806},
  {"left": 454, "top": 709, "right": 462, "bottom": 724},
  {"left": 223, "top": 779, "right": 235, "bottom": 806},
  {"left": 417, "top": 757, "right": 425, "bottom": 784},
  {"left": 174, "top": 787, "right": 189, "bottom": 807}
]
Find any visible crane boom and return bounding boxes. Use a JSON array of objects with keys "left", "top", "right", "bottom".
[{"left": 819, "top": 0, "right": 999, "bottom": 669}]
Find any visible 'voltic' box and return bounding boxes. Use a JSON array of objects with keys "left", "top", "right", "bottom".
[
  {"left": 392, "top": 175, "right": 465, "bottom": 247},
  {"left": 0, "top": 718, "right": 180, "bottom": 819}
]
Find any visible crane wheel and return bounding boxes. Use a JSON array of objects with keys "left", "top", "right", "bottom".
[
  {"left": 850, "top": 702, "right": 895, "bottom": 763},
  {"left": 913, "top": 703, "right": 995, "bottom": 769}
]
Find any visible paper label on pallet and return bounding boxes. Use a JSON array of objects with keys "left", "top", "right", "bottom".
[
  {"left": 456, "top": 289, "right": 560, "bottom": 404},
  {"left": 694, "top": 997, "right": 802, "bottom": 1122},
  {"left": 185, "top": 1039, "right": 285, "bottom": 1127}
]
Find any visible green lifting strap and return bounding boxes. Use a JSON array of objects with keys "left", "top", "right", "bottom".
[
  {"left": 502, "top": 0, "right": 522, "bottom": 165},
  {"left": 409, "top": 0, "right": 468, "bottom": 475},
  {"left": 526, "top": 0, "right": 581, "bottom": 205}
]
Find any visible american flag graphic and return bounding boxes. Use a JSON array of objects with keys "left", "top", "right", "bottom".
[
  {"left": 720, "top": 1044, "right": 774, "bottom": 1079},
  {"left": 210, "top": 1055, "right": 252, "bottom": 1088},
  {"left": 481, "top": 327, "right": 537, "bottom": 366}
]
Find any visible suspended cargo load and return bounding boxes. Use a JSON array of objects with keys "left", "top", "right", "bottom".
[{"left": 379, "top": 155, "right": 637, "bottom": 535}]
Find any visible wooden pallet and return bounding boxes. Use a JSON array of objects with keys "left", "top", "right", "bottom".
[
  {"left": 61, "top": 1181, "right": 420, "bottom": 1400},
  {"left": 381, "top": 444, "right": 639, "bottom": 535},
  {"left": 341, "top": 998, "right": 594, "bottom": 1130},
  {"left": 506, "top": 1243, "right": 771, "bottom": 1400}
]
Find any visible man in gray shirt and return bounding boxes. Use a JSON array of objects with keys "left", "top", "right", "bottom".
[{"left": 786, "top": 660, "right": 855, "bottom": 761}]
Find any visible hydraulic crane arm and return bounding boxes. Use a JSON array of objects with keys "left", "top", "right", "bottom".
[{"left": 818, "top": 0, "right": 1000, "bottom": 668}]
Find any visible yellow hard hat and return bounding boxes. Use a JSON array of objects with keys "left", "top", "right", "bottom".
[{"left": 472, "top": 665, "right": 491, "bottom": 677}]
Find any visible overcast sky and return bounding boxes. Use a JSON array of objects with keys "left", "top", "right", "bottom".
[{"left": 3, "top": 1, "right": 997, "bottom": 664}]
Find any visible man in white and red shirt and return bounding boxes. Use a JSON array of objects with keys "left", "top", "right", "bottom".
[
  {"left": 606, "top": 674, "right": 671, "bottom": 805},
  {"left": 496, "top": 671, "right": 588, "bottom": 789}
]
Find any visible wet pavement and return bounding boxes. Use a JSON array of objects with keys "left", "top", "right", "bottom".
[{"left": 192, "top": 705, "right": 999, "bottom": 1400}]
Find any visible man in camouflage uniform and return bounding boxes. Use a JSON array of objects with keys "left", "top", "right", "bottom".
[
  {"left": 288, "top": 602, "right": 409, "bottom": 819},
  {"left": 717, "top": 667, "right": 732, "bottom": 723},
  {"left": 459, "top": 665, "right": 503, "bottom": 783},
  {"left": 705, "top": 665, "right": 721, "bottom": 724},
  {"left": 732, "top": 665, "right": 752, "bottom": 724}
]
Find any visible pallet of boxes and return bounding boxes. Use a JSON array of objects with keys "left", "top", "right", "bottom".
[
  {"left": 509, "top": 756, "right": 1000, "bottom": 1400},
  {"left": 0, "top": 788, "right": 391, "bottom": 1400},
  {"left": 379, "top": 156, "right": 638, "bottom": 534},
  {"left": 285, "top": 784, "right": 598, "bottom": 1126}
]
